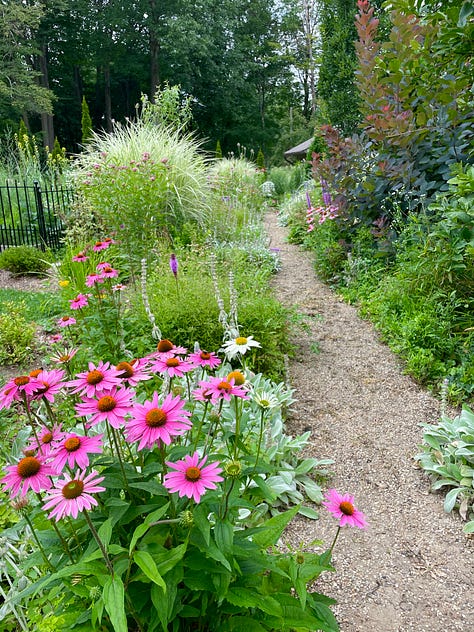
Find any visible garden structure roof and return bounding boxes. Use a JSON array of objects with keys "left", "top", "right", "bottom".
[{"left": 283, "top": 137, "right": 314, "bottom": 162}]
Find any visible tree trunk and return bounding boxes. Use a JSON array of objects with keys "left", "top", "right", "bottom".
[
  {"left": 36, "top": 44, "right": 55, "bottom": 148},
  {"left": 104, "top": 63, "right": 113, "bottom": 132}
]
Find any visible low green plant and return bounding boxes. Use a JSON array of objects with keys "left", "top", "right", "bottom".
[
  {"left": 0, "top": 246, "right": 52, "bottom": 275},
  {"left": 416, "top": 404, "right": 474, "bottom": 534},
  {"left": 0, "top": 301, "right": 36, "bottom": 364}
]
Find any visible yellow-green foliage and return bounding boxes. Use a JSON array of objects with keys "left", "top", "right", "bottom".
[{"left": 0, "top": 301, "right": 36, "bottom": 363}]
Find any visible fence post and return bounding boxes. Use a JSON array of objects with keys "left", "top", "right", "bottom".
[{"left": 33, "top": 180, "right": 48, "bottom": 251}]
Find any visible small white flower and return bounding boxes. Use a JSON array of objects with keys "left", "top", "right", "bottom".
[
  {"left": 221, "top": 335, "right": 261, "bottom": 360},
  {"left": 253, "top": 390, "right": 279, "bottom": 410}
]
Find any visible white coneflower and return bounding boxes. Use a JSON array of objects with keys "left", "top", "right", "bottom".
[
  {"left": 221, "top": 335, "right": 261, "bottom": 360},
  {"left": 141, "top": 258, "right": 162, "bottom": 340},
  {"left": 252, "top": 390, "right": 280, "bottom": 411}
]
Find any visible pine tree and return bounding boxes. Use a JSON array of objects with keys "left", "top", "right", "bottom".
[
  {"left": 215, "top": 139, "right": 222, "bottom": 159},
  {"left": 81, "top": 96, "right": 93, "bottom": 145}
]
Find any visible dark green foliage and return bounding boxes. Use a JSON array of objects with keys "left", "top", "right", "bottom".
[
  {"left": 215, "top": 139, "right": 222, "bottom": 159},
  {"left": 0, "top": 245, "right": 51, "bottom": 275},
  {"left": 256, "top": 148, "right": 265, "bottom": 169}
]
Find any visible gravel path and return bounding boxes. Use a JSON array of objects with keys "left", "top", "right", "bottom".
[{"left": 265, "top": 212, "right": 474, "bottom": 632}]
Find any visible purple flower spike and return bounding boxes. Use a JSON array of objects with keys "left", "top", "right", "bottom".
[
  {"left": 305, "top": 191, "right": 312, "bottom": 209},
  {"left": 170, "top": 253, "right": 178, "bottom": 278}
]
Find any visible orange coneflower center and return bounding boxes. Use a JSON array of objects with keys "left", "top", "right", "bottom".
[
  {"left": 166, "top": 358, "right": 180, "bottom": 368},
  {"left": 61, "top": 316, "right": 72, "bottom": 322},
  {"left": 200, "top": 352, "right": 211, "bottom": 360},
  {"left": 86, "top": 370, "right": 104, "bottom": 385},
  {"left": 339, "top": 501, "right": 355, "bottom": 516},
  {"left": 60, "top": 354, "right": 72, "bottom": 362},
  {"left": 217, "top": 381, "right": 232, "bottom": 392},
  {"left": 62, "top": 480, "right": 84, "bottom": 499},
  {"left": 17, "top": 457, "right": 41, "bottom": 478},
  {"left": 64, "top": 437, "right": 81, "bottom": 452},
  {"left": 116, "top": 361, "right": 134, "bottom": 378},
  {"left": 97, "top": 396, "right": 117, "bottom": 412},
  {"left": 103, "top": 266, "right": 113, "bottom": 273},
  {"left": 157, "top": 339, "right": 173, "bottom": 352},
  {"left": 29, "top": 369, "right": 42, "bottom": 378},
  {"left": 41, "top": 432, "right": 53, "bottom": 444},
  {"left": 35, "top": 381, "right": 50, "bottom": 394},
  {"left": 185, "top": 466, "right": 201, "bottom": 482},
  {"left": 235, "top": 337, "right": 248, "bottom": 345},
  {"left": 145, "top": 408, "right": 167, "bottom": 427},
  {"left": 227, "top": 371, "right": 245, "bottom": 386},
  {"left": 14, "top": 376, "right": 30, "bottom": 387}
]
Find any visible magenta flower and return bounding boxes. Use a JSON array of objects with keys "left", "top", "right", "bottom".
[
  {"left": 27, "top": 424, "right": 65, "bottom": 456},
  {"left": 50, "top": 333, "right": 63, "bottom": 343},
  {"left": 1, "top": 456, "right": 55, "bottom": 497},
  {"left": 169, "top": 253, "right": 178, "bottom": 278},
  {"left": 69, "top": 293, "right": 90, "bottom": 310},
  {"left": 92, "top": 240, "right": 110, "bottom": 252},
  {"left": 149, "top": 356, "right": 194, "bottom": 378},
  {"left": 42, "top": 469, "right": 105, "bottom": 521},
  {"left": 50, "top": 433, "right": 103, "bottom": 472},
  {"left": 32, "top": 369, "right": 66, "bottom": 403},
  {"left": 115, "top": 359, "right": 151, "bottom": 386},
  {"left": 68, "top": 361, "right": 122, "bottom": 397},
  {"left": 85, "top": 273, "right": 105, "bottom": 287},
  {"left": 57, "top": 315, "right": 76, "bottom": 328},
  {"left": 112, "top": 283, "right": 125, "bottom": 292},
  {"left": 188, "top": 350, "right": 221, "bottom": 370},
  {"left": 96, "top": 261, "right": 111, "bottom": 271},
  {"left": 0, "top": 375, "right": 39, "bottom": 409},
  {"left": 126, "top": 392, "right": 191, "bottom": 450},
  {"left": 164, "top": 452, "right": 223, "bottom": 503},
  {"left": 72, "top": 252, "right": 88, "bottom": 262},
  {"left": 191, "top": 383, "right": 215, "bottom": 403},
  {"left": 197, "top": 376, "right": 249, "bottom": 404},
  {"left": 322, "top": 489, "right": 368, "bottom": 529},
  {"left": 100, "top": 265, "right": 119, "bottom": 279},
  {"left": 76, "top": 387, "right": 134, "bottom": 428}
]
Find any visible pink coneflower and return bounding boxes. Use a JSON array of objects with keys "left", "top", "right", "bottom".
[
  {"left": 156, "top": 339, "right": 188, "bottom": 355},
  {"left": 0, "top": 375, "right": 39, "bottom": 409},
  {"left": 57, "top": 315, "right": 76, "bottom": 328},
  {"left": 100, "top": 265, "right": 118, "bottom": 279},
  {"left": 51, "top": 348, "right": 78, "bottom": 364},
  {"left": 96, "top": 262, "right": 111, "bottom": 272},
  {"left": 50, "top": 433, "right": 103, "bottom": 472},
  {"left": 32, "top": 369, "right": 66, "bottom": 403},
  {"left": 164, "top": 452, "right": 223, "bottom": 503},
  {"left": 27, "top": 424, "right": 64, "bottom": 456},
  {"left": 68, "top": 361, "right": 122, "bottom": 397},
  {"left": 188, "top": 350, "right": 221, "bottom": 370},
  {"left": 1, "top": 456, "right": 55, "bottom": 497},
  {"left": 149, "top": 356, "right": 194, "bottom": 378},
  {"left": 50, "top": 333, "right": 63, "bottom": 344},
  {"left": 322, "top": 489, "right": 368, "bottom": 529},
  {"left": 75, "top": 387, "right": 134, "bottom": 428},
  {"left": 69, "top": 293, "right": 90, "bottom": 310},
  {"left": 42, "top": 469, "right": 105, "bottom": 521},
  {"left": 112, "top": 284, "right": 125, "bottom": 292},
  {"left": 126, "top": 392, "right": 191, "bottom": 450},
  {"left": 72, "top": 252, "right": 88, "bottom": 262},
  {"left": 191, "top": 383, "right": 214, "bottom": 403},
  {"left": 93, "top": 240, "right": 110, "bottom": 252},
  {"left": 85, "top": 273, "right": 105, "bottom": 287},
  {"left": 197, "top": 376, "right": 249, "bottom": 404},
  {"left": 115, "top": 359, "right": 151, "bottom": 387}
]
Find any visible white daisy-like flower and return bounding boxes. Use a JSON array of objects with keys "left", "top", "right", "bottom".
[
  {"left": 252, "top": 390, "right": 280, "bottom": 410},
  {"left": 221, "top": 335, "right": 261, "bottom": 360}
]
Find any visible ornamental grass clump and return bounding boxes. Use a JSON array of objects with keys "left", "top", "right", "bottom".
[
  {"left": 73, "top": 120, "right": 210, "bottom": 264},
  {"left": 0, "top": 331, "right": 345, "bottom": 632}
]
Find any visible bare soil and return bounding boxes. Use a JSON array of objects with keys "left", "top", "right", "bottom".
[{"left": 265, "top": 211, "right": 474, "bottom": 632}]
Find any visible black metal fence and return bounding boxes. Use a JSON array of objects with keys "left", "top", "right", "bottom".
[{"left": 0, "top": 180, "right": 75, "bottom": 251}]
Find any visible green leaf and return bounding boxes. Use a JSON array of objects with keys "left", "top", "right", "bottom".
[
  {"left": 463, "top": 520, "right": 474, "bottom": 534},
  {"left": 252, "top": 505, "right": 299, "bottom": 548},
  {"left": 193, "top": 503, "right": 210, "bottom": 546},
  {"left": 129, "top": 502, "right": 170, "bottom": 553},
  {"left": 298, "top": 505, "right": 319, "bottom": 520},
  {"left": 103, "top": 576, "right": 127, "bottom": 632},
  {"left": 228, "top": 616, "right": 268, "bottom": 631},
  {"left": 214, "top": 519, "right": 234, "bottom": 556},
  {"left": 133, "top": 550, "right": 167, "bottom": 590},
  {"left": 98, "top": 518, "right": 113, "bottom": 551},
  {"left": 444, "top": 487, "right": 462, "bottom": 513}
]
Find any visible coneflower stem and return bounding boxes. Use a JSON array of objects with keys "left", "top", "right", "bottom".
[
  {"left": 84, "top": 511, "right": 114, "bottom": 576},
  {"left": 329, "top": 526, "right": 341, "bottom": 554},
  {"left": 23, "top": 511, "right": 56, "bottom": 571}
]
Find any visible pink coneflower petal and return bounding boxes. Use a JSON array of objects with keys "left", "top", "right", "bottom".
[
  {"left": 75, "top": 387, "right": 134, "bottom": 429},
  {"left": 322, "top": 489, "right": 368, "bottom": 529},
  {"left": 57, "top": 315, "right": 76, "bottom": 328},
  {"left": 68, "top": 361, "right": 122, "bottom": 397},
  {"left": 195, "top": 376, "right": 249, "bottom": 404},
  {"left": 50, "top": 433, "right": 104, "bottom": 472},
  {"left": 164, "top": 452, "right": 223, "bottom": 503},
  {"left": 42, "top": 469, "right": 105, "bottom": 521},
  {"left": 32, "top": 369, "right": 66, "bottom": 403},
  {"left": 27, "top": 424, "right": 65, "bottom": 456},
  {"left": 72, "top": 252, "right": 88, "bottom": 262},
  {"left": 149, "top": 356, "right": 194, "bottom": 378},
  {"left": 0, "top": 375, "right": 39, "bottom": 409},
  {"left": 1, "top": 456, "right": 55, "bottom": 497},
  {"left": 188, "top": 350, "right": 221, "bottom": 370},
  {"left": 115, "top": 359, "right": 151, "bottom": 386},
  {"left": 126, "top": 392, "right": 191, "bottom": 450},
  {"left": 69, "top": 293, "right": 90, "bottom": 310}
]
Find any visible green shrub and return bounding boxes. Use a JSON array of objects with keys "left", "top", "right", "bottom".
[
  {"left": 0, "top": 301, "right": 36, "bottom": 363},
  {"left": 0, "top": 245, "right": 51, "bottom": 275}
]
